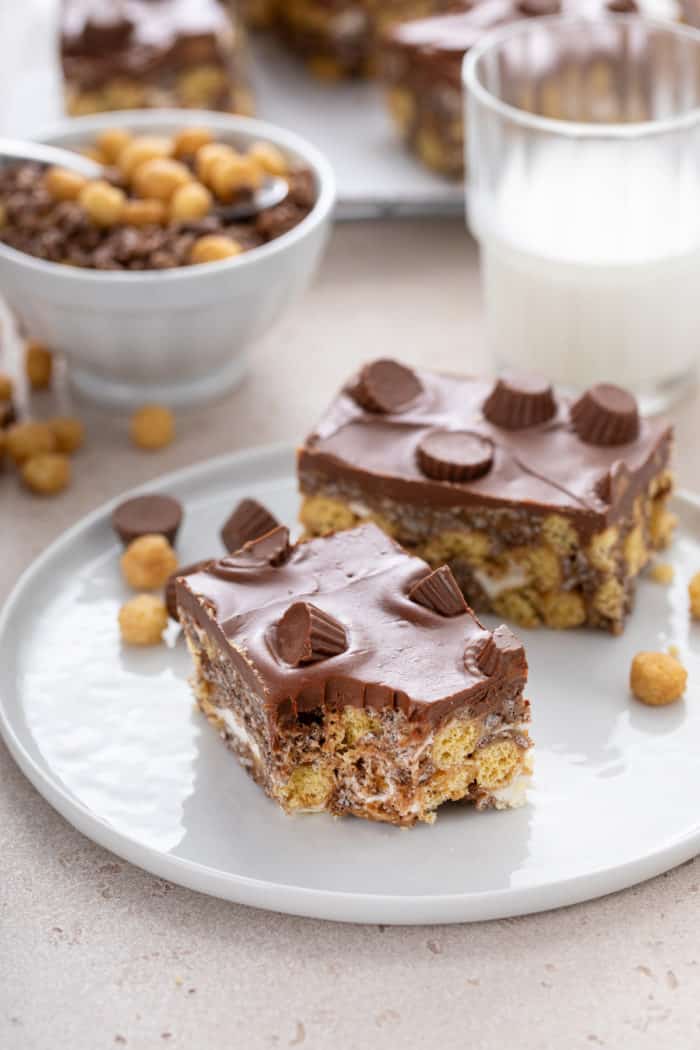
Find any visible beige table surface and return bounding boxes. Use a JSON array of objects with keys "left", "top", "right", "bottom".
[{"left": 2, "top": 220, "right": 699, "bottom": 1050}]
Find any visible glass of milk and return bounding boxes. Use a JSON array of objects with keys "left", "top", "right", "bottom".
[{"left": 463, "top": 16, "right": 700, "bottom": 412}]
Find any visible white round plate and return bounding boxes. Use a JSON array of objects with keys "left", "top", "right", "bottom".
[{"left": 1, "top": 445, "right": 699, "bottom": 924}]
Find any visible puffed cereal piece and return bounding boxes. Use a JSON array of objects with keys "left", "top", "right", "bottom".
[
  {"left": 118, "top": 136, "right": 174, "bottom": 179},
  {"left": 121, "top": 198, "right": 168, "bottom": 227},
  {"left": 121, "top": 534, "right": 178, "bottom": 590},
  {"left": 170, "top": 181, "right": 212, "bottom": 222},
  {"left": 43, "top": 166, "right": 88, "bottom": 202},
  {"left": 130, "top": 404, "right": 175, "bottom": 450},
  {"left": 195, "top": 142, "right": 236, "bottom": 184},
  {"left": 630, "top": 651, "right": 687, "bottom": 706},
  {"left": 49, "top": 416, "right": 85, "bottom": 454},
  {"left": 25, "top": 341, "right": 53, "bottom": 389},
  {"left": 79, "top": 180, "right": 127, "bottom": 227},
  {"left": 132, "top": 158, "right": 192, "bottom": 202},
  {"left": 649, "top": 562, "right": 674, "bottom": 585},
  {"left": 248, "top": 141, "right": 288, "bottom": 177},
  {"left": 689, "top": 571, "right": 700, "bottom": 620},
  {"left": 0, "top": 372, "right": 13, "bottom": 400},
  {"left": 190, "top": 235, "right": 242, "bottom": 265},
  {"left": 6, "top": 420, "right": 56, "bottom": 464},
  {"left": 96, "top": 127, "right": 132, "bottom": 164},
  {"left": 118, "top": 594, "right": 169, "bottom": 646},
  {"left": 173, "top": 126, "right": 213, "bottom": 158},
  {"left": 209, "top": 153, "right": 262, "bottom": 201},
  {"left": 21, "top": 452, "right": 71, "bottom": 495}
]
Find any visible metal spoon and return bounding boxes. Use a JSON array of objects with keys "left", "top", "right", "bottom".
[{"left": 0, "top": 135, "right": 289, "bottom": 219}]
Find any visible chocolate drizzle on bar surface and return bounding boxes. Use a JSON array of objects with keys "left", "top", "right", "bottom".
[
  {"left": 298, "top": 363, "right": 672, "bottom": 539},
  {"left": 177, "top": 523, "right": 527, "bottom": 726}
]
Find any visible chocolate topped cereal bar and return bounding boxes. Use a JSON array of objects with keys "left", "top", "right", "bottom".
[
  {"left": 177, "top": 522, "right": 532, "bottom": 825},
  {"left": 298, "top": 361, "right": 675, "bottom": 634},
  {"left": 60, "top": 0, "right": 254, "bottom": 116}
]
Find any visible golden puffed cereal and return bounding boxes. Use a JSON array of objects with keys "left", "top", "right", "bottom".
[
  {"left": 21, "top": 452, "right": 71, "bottom": 495},
  {"left": 49, "top": 416, "right": 84, "bottom": 454},
  {"left": 25, "top": 341, "right": 53, "bottom": 389},
  {"left": 120, "top": 198, "right": 167, "bottom": 227},
  {"left": 195, "top": 142, "right": 236, "bottom": 183},
  {"left": 131, "top": 157, "right": 192, "bottom": 202},
  {"left": 169, "top": 181, "right": 212, "bottom": 222},
  {"left": 79, "top": 180, "right": 126, "bottom": 227},
  {"left": 43, "top": 166, "right": 88, "bottom": 202},
  {"left": 173, "top": 125, "right": 213, "bottom": 158},
  {"left": 630, "top": 651, "right": 687, "bottom": 706},
  {"left": 96, "top": 126, "right": 132, "bottom": 164},
  {"left": 118, "top": 594, "right": 169, "bottom": 646},
  {"left": 0, "top": 371, "right": 13, "bottom": 400},
  {"left": 190, "top": 235, "right": 242, "bottom": 265},
  {"left": 248, "top": 140, "right": 288, "bottom": 177},
  {"left": 689, "top": 571, "right": 700, "bottom": 620},
  {"left": 0, "top": 200, "right": 6, "bottom": 228},
  {"left": 6, "top": 421, "right": 56, "bottom": 464},
  {"left": 118, "top": 136, "right": 174, "bottom": 179},
  {"left": 209, "top": 153, "right": 262, "bottom": 201},
  {"left": 121, "top": 534, "right": 178, "bottom": 590},
  {"left": 177, "top": 65, "right": 227, "bottom": 106},
  {"left": 649, "top": 562, "right": 674, "bottom": 585},
  {"left": 130, "top": 404, "right": 175, "bottom": 450}
]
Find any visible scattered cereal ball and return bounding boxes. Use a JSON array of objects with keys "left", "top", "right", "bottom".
[
  {"left": 190, "top": 235, "right": 242, "bottom": 265},
  {"left": 118, "top": 136, "right": 174, "bottom": 179},
  {"left": 25, "top": 341, "right": 53, "bottom": 389},
  {"left": 0, "top": 372, "right": 13, "bottom": 400},
  {"left": 79, "top": 179, "right": 127, "bottom": 227},
  {"left": 49, "top": 416, "right": 85, "bottom": 454},
  {"left": 210, "top": 153, "right": 262, "bottom": 201},
  {"left": 689, "top": 571, "right": 700, "bottom": 620},
  {"left": 248, "top": 140, "right": 288, "bottom": 177},
  {"left": 649, "top": 562, "right": 674, "bottom": 585},
  {"left": 21, "top": 452, "right": 71, "bottom": 495},
  {"left": 43, "top": 166, "right": 88, "bottom": 202},
  {"left": 132, "top": 157, "right": 192, "bottom": 202},
  {"left": 173, "top": 125, "right": 213, "bottom": 158},
  {"left": 118, "top": 593, "right": 169, "bottom": 646},
  {"left": 130, "top": 404, "right": 175, "bottom": 450},
  {"left": 630, "top": 651, "right": 687, "bottom": 706},
  {"left": 195, "top": 142, "right": 236, "bottom": 183},
  {"left": 6, "top": 421, "right": 56, "bottom": 464},
  {"left": 170, "top": 180, "right": 212, "bottom": 222},
  {"left": 121, "top": 534, "right": 178, "bottom": 590},
  {"left": 96, "top": 126, "right": 132, "bottom": 164},
  {"left": 120, "top": 198, "right": 168, "bottom": 226}
]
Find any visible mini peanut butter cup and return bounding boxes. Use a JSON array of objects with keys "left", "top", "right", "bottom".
[
  {"left": 408, "top": 565, "right": 467, "bottom": 616},
  {"left": 112, "top": 494, "right": 183, "bottom": 547},
  {"left": 277, "top": 601, "right": 347, "bottom": 666},
  {"left": 165, "top": 559, "right": 211, "bottom": 621},
  {"left": 483, "top": 374, "right": 556, "bottom": 430},
  {"left": 220, "top": 498, "right": 279, "bottom": 554},
  {"left": 417, "top": 429, "right": 494, "bottom": 483},
  {"left": 571, "top": 384, "right": 640, "bottom": 446},
  {"left": 353, "top": 359, "right": 423, "bottom": 414}
]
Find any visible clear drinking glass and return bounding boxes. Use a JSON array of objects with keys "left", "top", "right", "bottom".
[{"left": 463, "top": 16, "right": 700, "bottom": 413}]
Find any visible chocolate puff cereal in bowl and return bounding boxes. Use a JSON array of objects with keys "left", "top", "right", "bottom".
[{"left": 0, "top": 110, "right": 335, "bottom": 407}]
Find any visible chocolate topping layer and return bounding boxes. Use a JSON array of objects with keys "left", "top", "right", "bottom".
[
  {"left": 298, "top": 363, "right": 672, "bottom": 535},
  {"left": 177, "top": 523, "right": 527, "bottom": 725},
  {"left": 165, "top": 559, "right": 212, "bottom": 621}
]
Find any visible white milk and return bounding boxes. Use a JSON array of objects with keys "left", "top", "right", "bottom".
[{"left": 470, "top": 140, "right": 700, "bottom": 400}]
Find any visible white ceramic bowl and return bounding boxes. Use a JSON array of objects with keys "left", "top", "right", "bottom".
[{"left": 0, "top": 110, "right": 336, "bottom": 407}]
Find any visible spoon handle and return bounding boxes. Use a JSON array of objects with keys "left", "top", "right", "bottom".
[{"left": 0, "top": 137, "right": 103, "bottom": 178}]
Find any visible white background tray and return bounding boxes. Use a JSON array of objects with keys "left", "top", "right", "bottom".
[
  {"left": 0, "top": 0, "right": 464, "bottom": 218},
  {"left": 1, "top": 444, "right": 699, "bottom": 924}
]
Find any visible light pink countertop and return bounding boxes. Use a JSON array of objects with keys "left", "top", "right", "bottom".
[{"left": 2, "top": 220, "right": 699, "bottom": 1050}]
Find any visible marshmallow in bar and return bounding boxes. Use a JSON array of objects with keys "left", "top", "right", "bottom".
[
  {"left": 298, "top": 361, "right": 675, "bottom": 634},
  {"left": 381, "top": 0, "right": 693, "bottom": 177},
  {"left": 60, "top": 0, "right": 254, "bottom": 116},
  {"left": 176, "top": 522, "right": 532, "bottom": 825},
  {"left": 272, "top": 0, "right": 462, "bottom": 79}
]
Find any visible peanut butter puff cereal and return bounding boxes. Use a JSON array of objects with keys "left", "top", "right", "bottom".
[
  {"left": 689, "top": 572, "right": 700, "bottom": 620},
  {"left": 119, "top": 594, "right": 169, "bottom": 646},
  {"left": 630, "top": 651, "right": 687, "bottom": 706},
  {"left": 130, "top": 404, "right": 175, "bottom": 450},
  {"left": 6, "top": 421, "right": 56, "bottom": 465},
  {"left": 121, "top": 534, "right": 178, "bottom": 590},
  {"left": 21, "top": 452, "right": 71, "bottom": 495},
  {"left": 0, "top": 372, "right": 14, "bottom": 400},
  {"left": 49, "top": 416, "right": 85, "bottom": 454},
  {"left": 25, "top": 342, "right": 53, "bottom": 390}
]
